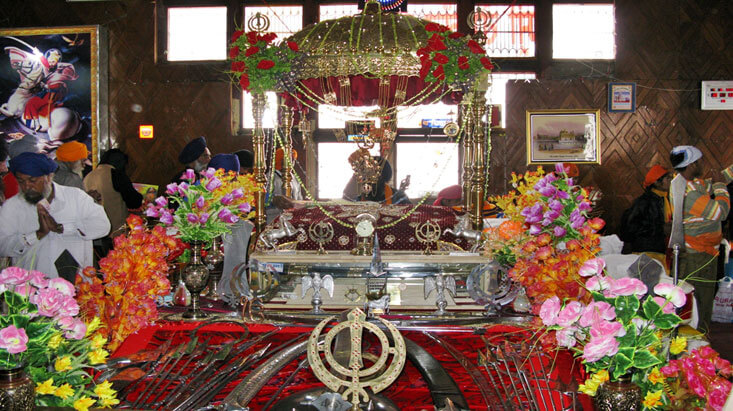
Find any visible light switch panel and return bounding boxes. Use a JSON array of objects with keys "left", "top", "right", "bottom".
[{"left": 701, "top": 81, "right": 733, "bottom": 110}]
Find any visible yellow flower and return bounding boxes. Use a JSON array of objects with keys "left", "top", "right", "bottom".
[
  {"left": 36, "top": 378, "right": 57, "bottom": 395},
  {"left": 648, "top": 367, "right": 664, "bottom": 385},
  {"left": 91, "top": 334, "right": 107, "bottom": 350},
  {"left": 99, "top": 396, "right": 120, "bottom": 408},
  {"left": 591, "top": 370, "right": 609, "bottom": 384},
  {"left": 54, "top": 383, "right": 75, "bottom": 400},
  {"left": 94, "top": 380, "right": 117, "bottom": 400},
  {"left": 578, "top": 378, "right": 601, "bottom": 396},
  {"left": 89, "top": 348, "right": 109, "bottom": 365},
  {"left": 48, "top": 333, "right": 64, "bottom": 350},
  {"left": 54, "top": 355, "right": 73, "bottom": 372},
  {"left": 670, "top": 336, "right": 687, "bottom": 355},
  {"left": 86, "top": 317, "right": 102, "bottom": 336},
  {"left": 74, "top": 396, "right": 96, "bottom": 411},
  {"left": 642, "top": 389, "right": 663, "bottom": 408}
]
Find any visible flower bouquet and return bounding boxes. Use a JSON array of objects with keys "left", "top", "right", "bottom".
[
  {"left": 76, "top": 214, "right": 179, "bottom": 351},
  {"left": 417, "top": 22, "right": 493, "bottom": 86},
  {"left": 210, "top": 169, "right": 258, "bottom": 221},
  {"left": 0, "top": 267, "right": 119, "bottom": 409},
  {"left": 659, "top": 346, "right": 732, "bottom": 410},
  {"left": 147, "top": 168, "right": 251, "bottom": 243},
  {"left": 539, "top": 257, "right": 690, "bottom": 407},
  {"left": 228, "top": 30, "right": 300, "bottom": 94}
]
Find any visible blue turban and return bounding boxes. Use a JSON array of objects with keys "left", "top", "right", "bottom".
[
  {"left": 178, "top": 136, "right": 207, "bottom": 164},
  {"left": 208, "top": 153, "right": 240, "bottom": 173},
  {"left": 9, "top": 152, "right": 58, "bottom": 176}
]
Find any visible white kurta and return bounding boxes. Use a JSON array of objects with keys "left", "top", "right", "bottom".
[{"left": 0, "top": 182, "right": 111, "bottom": 277}]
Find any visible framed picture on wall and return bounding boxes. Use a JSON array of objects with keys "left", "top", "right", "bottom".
[
  {"left": 526, "top": 109, "right": 601, "bottom": 165},
  {"left": 608, "top": 82, "right": 636, "bottom": 113},
  {"left": 0, "top": 26, "right": 103, "bottom": 165}
]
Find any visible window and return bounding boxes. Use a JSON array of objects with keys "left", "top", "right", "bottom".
[
  {"left": 318, "top": 105, "right": 381, "bottom": 130},
  {"left": 474, "top": 5, "right": 535, "bottom": 58},
  {"left": 167, "top": 7, "right": 227, "bottom": 61},
  {"left": 396, "top": 142, "right": 459, "bottom": 198},
  {"left": 486, "top": 72, "right": 536, "bottom": 127},
  {"left": 317, "top": 143, "right": 380, "bottom": 199},
  {"left": 553, "top": 4, "right": 615, "bottom": 59},
  {"left": 395, "top": 103, "right": 457, "bottom": 129},
  {"left": 241, "top": 6, "right": 303, "bottom": 128},
  {"left": 406, "top": 4, "right": 458, "bottom": 31},
  {"left": 319, "top": 4, "right": 360, "bottom": 21}
]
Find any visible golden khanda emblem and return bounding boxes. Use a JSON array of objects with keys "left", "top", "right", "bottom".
[
  {"left": 308, "top": 220, "right": 334, "bottom": 254},
  {"left": 307, "top": 308, "right": 406, "bottom": 408},
  {"left": 247, "top": 12, "right": 270, "bottom": 32},
  {"left": 415, "top": 220, "right": 441, "bottom": 255}
]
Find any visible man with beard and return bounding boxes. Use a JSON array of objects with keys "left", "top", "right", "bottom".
[
  {"left": 170, "top": 136, "right": 211, "bottom": 185},
  {"left": 0, "top": 152, "right": 110, "bottom": 280},
  {"left": 668, "top": 146, "right": 730, "bottom": 332},
  {"left": 53, "top": 141, "right": 88, "bottom": 189}
]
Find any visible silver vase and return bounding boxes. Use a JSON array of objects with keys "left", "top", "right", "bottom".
[
  {"left": 204, "top": 236, "right": 225, "bottom": 300},
  {"left": 182, "top": 240, "right": 209, "bottom": 319},
  {"left": 0, "top": 367, "right": 35, "bottom": 411}
]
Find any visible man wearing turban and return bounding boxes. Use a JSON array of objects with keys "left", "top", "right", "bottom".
[
  {"left": 54, "top": 141, "right": 88, "bottom": 189},
  {"left": 266, "top": 148, "right": 303, "bottom": 224},
  {"left": 0, "top": 152, "right": 110, "bottom": 280},
  {"left": 171, "top": 136, "right": 211, "bottom": 184}
]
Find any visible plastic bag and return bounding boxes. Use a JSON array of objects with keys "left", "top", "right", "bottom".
[{"left": 712, "top": 277, "right": 733, "bottom": 323}]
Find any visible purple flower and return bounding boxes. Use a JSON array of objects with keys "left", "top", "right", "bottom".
[
  {"left": 201, "top": 168, "right": 216, "bottom": 179},
  {"left": 187, "top": 213, "right": 199, "bottom": 224},
  {"left": 553, "top": 226, "right": 566, "bottom": 237},
  {"left": 221, "top": 193, "right": 234, "bottom": 205},
  {"left": 199, "top": 212, "right": 210, "bottom": 224},
  {"left": 578, "top": 201, "right": 592, "bottom": 212},
  {"left": 565, "top": 177, "right": 574, "bottom": 186},
  {"left": 155, "top": 196, "right": 168, "bottom": 207},
  {"left": 555, "top": 163, "right": 568, "bottom": 175},
  {"left": 541, "top": 218, "right": 554, "bottom": 227},
  {"left": 160, "top": 211, "right": 174, "bottom": 225},
  {"left": 231, "top": 188, "right": 244, "bottom": 199},
  {"left": 217, "top": 208, "right": 239, "bottom": 224},
  {"left": 544, "top": 173, "right": 558, "bottom": 183},
  {"left": 238, "top": 203, "right": 252, "bottom": 214},
  {"left": 0, "top": 325, "right": 28, "bottom": 354},
  {"left": 195, "top": 196, "right": 205, "bottom": 209},
  {"left": 555, "top": 190, "right": 570, "bottom": 200},
  {"left": 576, "top": 194, "right": 585, "bottom": 202},
  {"left": 543, "top": 209, "right": 560, "bottom": 220},
  {"left": 145, "top": 206, "right": 160, "bottom": 218},
  {"left": 538, "top": 185, "right": 557, "bottom": 198},
  {"left": 166, "top": 183, "right": 178, "bottom": 195},
  {"left": 521, "top": 203, "right": 543, "bottom": 224},
  {"left": 205, "top": 178, "right": 222, "bottom": 192},
  {"left": 182, "top": 169, "right": 196, "bottom": 182},
  {"left": 549, "top": 199, "right": 564, "bottom": 212},
  {"left": 177, "top": 182, "right": 190, "bottom": 196},
  {"left": 529, "top": 224, "right": 542, "bottom": 235}
]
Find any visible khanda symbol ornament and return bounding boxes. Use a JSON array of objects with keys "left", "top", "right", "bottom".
[{"left": 307, "top": 308, "right": 406, "bottom": 408}]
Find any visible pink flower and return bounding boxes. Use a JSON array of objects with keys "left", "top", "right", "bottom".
[
  {"left": 555, "top": 163, "right": 569, "bottom": 175},
  {"left": 217, "top": 208, "right": 239, "bottom": 224},
  {"left": 13, "top": 284, "right": 36, "bottom": 298},
  {"left": 608, "top": 277, "right": 647, "bottom": 297},
  {"left": 661, "top": 362, "right": 680, "bottom": 377},
  {"left": 48, "top": 278, "right": 75, "bottom": 297},
  {"left": 583, "top": 336, "right": 619, "bottom": 362},
  {"left": 653, "top": 283, "right": 687, "bottom": 308},
  {"left": 28, "top": 270, "right": 48, "bottom": 288},
  {"left": 686, "top": 372, "right": 706, "bottom": 397},
  {"left": 231, "top": 188, "right": 244, "bottom": 199},
  {"left": 586, "top": 275, "right": 613, "bottom": 292},
  {"left": 199, "top": 212, "right": 210, "bottom": 224},
  {"left": 553, "top": 226, "right": 566, "bottom": 237},
  {"left": 155, "top": 196, "right": 168, "bottom": 207},
  {"left": 205, "top": 178, "right": 222, "bottom": 192},
  {"left": 556, "top": 327, "right": 578, "bottom": 348},
  {"left": 145, "top": 206, "right": 160, "bottom": 218},
  {"left": 556, "top": 301, "right": 584, "bottom": 327},
  {"left": 590, "top": 320, "right": 626, "bottom": 340},
  {"left": 709, "top": 387, "right": 728, "bottom": 411},
  {"left": 182, "top": 169, "right": 196, "bottom": 182},
  {"left": 166, "top": 183, "right": 178, "bottom": 195},
  {"left": 578, "top": 301, "right": 616, "bottom": 327},
  {"left": 221, "top": 193, "right": 234, "bottom": 205},
  {"left": 653, "top": 296, "right": 676, "bottom": 314},
  {"left": 57, "top": 316, "right": 86, "bottom": 340},
  {"left": 0, "top": 325, "right": 28, "bottom": 354},
  {"left": 177, "top": 182, "right": 189, "bottom": 196},
  {"left": 579, "top": 258, "right": 605, "bottom": 277},
  {"left": 0, "top": 267, "right": 29, "bottom": 286},
  {"left": 202, "top": 168, "right": 216, "bottom": 179},
  {"left": 30, "top": 288, "right": 64, "bottom": 317},
  {"left": 187, "top": 213, "right": 199, "bottom": 224},
  {"left": 539, "top": 296, "right": 562, "bottom": 326},
  {"left": 160, "top": 211, "right": 174, "bottom": 225},
  {"left": 55, "top": 296, "right": 79, "bottom": 318},
  {"left": 195, "top": 196, "right": 205, "bottom": 209},
  {"left": 238, "top": 203, "right": 252, "bottom": 214}
]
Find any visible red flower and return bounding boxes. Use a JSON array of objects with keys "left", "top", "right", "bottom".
[
  {"left": 246, "top": 31, "right": 259, "bottom": 45},
  {"left": 432, "top": 65, "right": 445, "bottom": 80},
  {"left": 287, "top": 41, "right": 299, "bottom": 51},
  {"left": 425, "top": 23, "right": 441, "bottom": 32},
  {"left": 257, "top": 59, "right": 275, "bottom": 70},
  {"left": 245, "top": 46, "right": 260, "bottom": 57},
  {"left": 588, "top": 217, "right": 605, "bottom": 231},
  {"left": 262, "top": 33, "right": 277, "bottom": 43},
  {"left": 231, "top": 30, "right": 244, "bottom": 42},
  {"left": 433, "top": 53, "right": 449, "bottom": 65},
  {"left": 448, "top": 32, "right": 465, "bottom": 39},
  {"left": 480, "top": 56, "right": 494, "bottom": 70},
  {"left": 419, "top": 63, "right": 431, "bottom": 80},
  {"left": 427, "top": 34, "right": 447, "bottom": 51},
  {"left": 416, "top": 47, "right": 430, "bottom": 57},
  {"left": 228, "top": 46, "right": 240, "bottom": 59},
  {"left": 239, "top": 74, "right": 250, "bottom": 89},
  {"left": 231, "top": 61, "right": 246, "bottom": 72},
  {"left": 458, "top": 55, "right": 469, "bottom": 70},
  {"left": 467, "top": 40, "right": 485, "bottom": 54}
]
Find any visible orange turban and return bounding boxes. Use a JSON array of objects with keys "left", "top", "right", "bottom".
[
  {"left": 56, "top": 141, "right": 88, "bottom": 162},
  {"left": 275, "top": 148, "right": 297, "bottom": 170},
  {"left": 644, "top": 165, "right": 668, "bottom": 188}
]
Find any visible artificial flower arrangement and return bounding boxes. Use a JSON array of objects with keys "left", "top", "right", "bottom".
[
  {"left": 659, "top": 346, "right": 732, "bottom": 411},
  {"left": 147, "top": 168, "right": 251, "bottom": 243},
  {"left": 228, "top": 29, "right": 299, "bottom": 94},
  {"left": 489, "top": 164, "right": 604, "bottom": 307},
  {"left": 0, "top": 267, "right": 119, "bottom": 410},
  {"left": 210, "top": 168, "right": 258, "bottom": 221},
  {"left": 418, "top": 22, "right": 494, "bottom": 85},
  {"left": 539, "top": 257, "right": 692, "bottom": 408},
  {"left": 76, "top": 214, "right": 179, "bottom": 351},
  {"left": 481, "top": 219, "right": 527, "bottom": 267}
]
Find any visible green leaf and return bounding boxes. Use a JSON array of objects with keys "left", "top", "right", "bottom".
[
  {"left": 615, "top": 295, "right": 640, "bottom": 323},
  {"left": 633, "top": 349, "right": 662, "bottom": 369},
  {"left": 617, "top": 346, "right": 635, "bottom": 361},
  {"left": 637, "top": 329, "right": 660, "bottom": 347},
  {"left": 642, "top": 297, "right": 663, "bottom": 321},
  {"left": 617, "top": 323, "right": 637, "bottom": 347},
  {"left": 591, "top": 291, "right": 614, "bottom": 304},
  {"left": 610, "top": 352, "right": 633, "bottom": 379},
  {"left": 653, "top": 313, "right": 682, "bottom": 329}
]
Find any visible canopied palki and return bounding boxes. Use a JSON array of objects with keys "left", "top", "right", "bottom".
[{"left": 104, "top": 3, "right": 589, "bottom": 410}]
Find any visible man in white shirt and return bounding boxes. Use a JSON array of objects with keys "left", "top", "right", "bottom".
[{"left": 0, "top": 152, "right": 110, "bottom": 279}]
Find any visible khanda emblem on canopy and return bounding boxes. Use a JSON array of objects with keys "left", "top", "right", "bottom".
[{"left": 307, "top": 308, "right": 406, "bottom": 408}]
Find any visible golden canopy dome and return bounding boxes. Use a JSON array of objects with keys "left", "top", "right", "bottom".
[{"left": 287, "top": 2, "right": 439, "bottom": 79}]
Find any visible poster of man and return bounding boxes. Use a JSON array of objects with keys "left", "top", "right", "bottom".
[{"left": 0, "top": 26, "right": 99, "bottom": 162}]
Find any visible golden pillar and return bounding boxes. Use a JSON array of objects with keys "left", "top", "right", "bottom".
[
  {"left": 281, "top": 106, "right": 294, "bottom": 197},
  {"left": 252, "top": 93, "right": 268, "bottom": 237},
  {"left": 468, "top": 93, "right": 488, "bottom": 230},
  {"left": 460, "top": 96, "right": 474, "bottom": 210}
]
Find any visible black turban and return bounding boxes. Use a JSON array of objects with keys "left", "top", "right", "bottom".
[
  {"left": 234, "top": 149, "right": 254, "bottom": 169},
  {"left": 178, "top": 136, "right": 207, "bottom": 164}
]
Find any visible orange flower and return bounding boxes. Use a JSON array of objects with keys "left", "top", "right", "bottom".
[{"left": 498, "top": 220, "right": 524, "bottom": 240}]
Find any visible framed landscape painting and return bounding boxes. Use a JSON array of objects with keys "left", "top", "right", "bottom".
[{"left": 526, "top": 109, "right": 601, "bottom": 165}]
